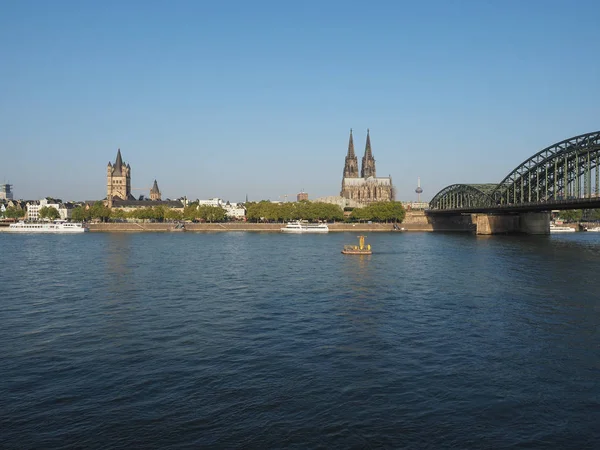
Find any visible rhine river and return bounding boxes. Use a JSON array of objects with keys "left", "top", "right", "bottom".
[{"left": 1, "top": 231, "right": 599, "bottom": 449}]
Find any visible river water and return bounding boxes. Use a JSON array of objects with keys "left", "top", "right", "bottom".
[{"left": 1, "top": 231, "right": 599, "bottom": 448}]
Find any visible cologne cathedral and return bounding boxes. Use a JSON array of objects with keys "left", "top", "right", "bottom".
[{"left": 340, "top": 129, "right": 394, "bottom": 204}]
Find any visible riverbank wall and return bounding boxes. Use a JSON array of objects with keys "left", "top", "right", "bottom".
[{"left": 87, "top": 212, "right": 445, "bottom": 232}]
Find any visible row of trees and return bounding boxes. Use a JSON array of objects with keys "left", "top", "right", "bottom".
[
  {"left": 2, "top": 207, "right": 26, "bottom": 219},
  {"left": 1, "top": 206, "right": 61, "bottom": 220},
  {"left": 245, "top": 201, "right": 406, "bottom": 223},
  {"left": 71, "top": 202, "right": 229, "bottom": 222},
  {"left": 246, "top": 201, "right": 344, "bottom": 222},
  {"left": 558, "top": 209, "right": 600, "bottom": 222},
  {"left": 4, "top": 200, "right": 407, "bottom": 223},
  {"left": 349, "top": 201, "right": 406, "bottom": 223}
]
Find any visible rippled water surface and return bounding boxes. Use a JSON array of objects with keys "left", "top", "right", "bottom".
[{"left": 1, "top": 231, "right": 599, "bottom": 448}]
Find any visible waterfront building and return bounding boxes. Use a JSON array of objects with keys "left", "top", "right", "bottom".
[
  {"left": 223, "top": 202, "right": 246, "bottom": 220},
  {"left": 402, "top": 201, "right": 429, "bottom": 211},
  {"left": 297, "top": 191, "right": 308, "bottom": 202},
  {"left": 195, "top": 197, "right": 246, "bottom": 219},
  {"left": 107, "top": 149, "right": 133, "bottom": 207},
  {"left": 110, "top": 199, "right": 185, "bottom": 212},
  {"left": 314, "top": 195, "right": 363, "bottom": 209},
  {"left": 0, "top": 184, "right": 13, "bottom": 200},
  {"left": 340, "top": 129, "right": 394, "bottom": 204},
  {"left": 150, "top": 180, "right": 161, "bottom": 201},
  {"left": 197, "top": 198, "right": 223, "bottom": 207},
  {"left": 27, "top": 198, "right": 73, "bottom": 220}
]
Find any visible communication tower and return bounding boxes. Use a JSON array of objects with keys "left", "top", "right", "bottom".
[{"left": 415, "top": 177, "right": 423, "bottom": 202}]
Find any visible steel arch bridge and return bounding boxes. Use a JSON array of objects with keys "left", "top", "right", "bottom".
[{"left": 429, "top": 131, "right": 600, "bottom": 213}]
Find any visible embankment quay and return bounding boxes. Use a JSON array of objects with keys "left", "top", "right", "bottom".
[{"left": 87, "top": 212, "right": 436, "bottom": 232}]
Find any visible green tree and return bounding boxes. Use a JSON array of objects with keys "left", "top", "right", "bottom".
[
  {"left": 183, "top": 202, "right": 200, "bottom": 221},
  {"left": 585, "top": 209, "right": 600, "bottom": 221},
  {"left": 152, "top": 206, "right": 166, "bottom": 222},
  {"left": 198, "top": 205, "right": 226, "bottom": 222},
  {"left": 39, "top": 206, "right": 60, "bottom": 220},
  {"left": 110, "top": 208, "right": 127, "bottom": 221},
  {"left": 4, "top": 206, "right": 26, "bottom": 219},
  {"left": 71, "top": 206, "right": 91, "bottom": 222},
  {"left": 349, "top": 201, "right": 405, "bottom": 223},
  {"left": 90, "top": 202, "right": 111, "bottom": 222},
  {"left": 559, "top": 209, "right": 583, "bottom": 222},
  {"left": 165, "top": 208, "right": 183, "bottom": 221}
]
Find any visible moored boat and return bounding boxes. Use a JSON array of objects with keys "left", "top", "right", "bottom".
[
  {"left": 549, "top": 224, "right": 575, "bottom": 233},
  {"left": 8, "top": 221, "right": 88, "bottom": 233},
  {"left": 281, "top": 221, "right": 329, "bottom": 233},
  {"left": 587, "top": 226, "right": 600, "bottom": 232}
]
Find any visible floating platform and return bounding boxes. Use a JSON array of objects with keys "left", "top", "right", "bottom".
[{"left": 342, "top": 235, "right": 372, "bottom": 255}]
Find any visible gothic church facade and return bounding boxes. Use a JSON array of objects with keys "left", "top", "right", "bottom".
[{"left": 340, "top": 130, "right": 394, "bottom": 204}]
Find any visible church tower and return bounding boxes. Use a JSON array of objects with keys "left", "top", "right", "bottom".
[
  {"left": 106, "top": 149, "right": 132, "bottom": 207},
  {"left": 343, "top": 129, "right": 359, "bottom": 178},
  {"left": 150, "top": 180, "right": 161, "bottom": 201},
  {"left": 361, "top": 129, "right": 376, "bottom": 178}
]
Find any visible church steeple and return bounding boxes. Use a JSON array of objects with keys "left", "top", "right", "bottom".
[
  {"left": 343, "top": 129, "right": 359, "bottom": 178},
  {"left": 361, "top": 129, "right": 376, "bottom": 178},
  {"left": 150, "top": 179, "right": 161, "bottom": 201},
  {"left": 112, "top": 149, "right": 124, "bottom": 175},
  {"left": 115, "top": 149, "right": 123, "bottom": 167}
]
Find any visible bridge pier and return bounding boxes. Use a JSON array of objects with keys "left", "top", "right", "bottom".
[
  {"left": 475, "top": 214, "right": 519, "bottom": 235},
  {"left": 475, "top": 212, "right": 550, "bottom": 235},
  {"left": 518, "top": 211, "right": 551, "bottom": 234}
]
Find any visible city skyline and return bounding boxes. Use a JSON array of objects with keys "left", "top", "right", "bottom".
[{"left": 2, "top": 1, "right": 600, "bottom": 201}]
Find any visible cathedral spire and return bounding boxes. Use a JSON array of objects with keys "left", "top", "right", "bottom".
[
  {"left": 343, "top": 129, "right": 359, "bottom": 178},
  {"left": 364, "top": 129, "right": 372, "bottom": 159},
  {"left": 361, "top": 129, "right": 376, "bottom": 178},
  {"left": 347, "top": 128, "right": 355, "bottom": 158}
]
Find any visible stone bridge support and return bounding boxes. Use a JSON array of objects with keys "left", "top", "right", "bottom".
[{"left": 475, "top": 212, "right": 550, "bottom": 235}]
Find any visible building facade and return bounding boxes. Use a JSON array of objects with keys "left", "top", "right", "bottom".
[
  {"left": 340, "top": 130, "right": 394, "bottom": 204},
  {"left": 0, "top": 184, "right": 13, "bottom": 200},
  {"left": 297, "top": 191, "right": 308, "bottom": 202},
  {"left": 27, "top": 198, "right": 73, "bottom": 220},
  {"left": 107, "top": 149, "right": 133, "bottom": 207}
]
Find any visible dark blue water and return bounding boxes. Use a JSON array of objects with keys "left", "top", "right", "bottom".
[{"left": 1, "top": 231, "right": 599, "bottom": 449}]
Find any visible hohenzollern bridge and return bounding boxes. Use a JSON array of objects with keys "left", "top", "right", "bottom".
[{"left": 427, "top": 131, "right": 600, "bottom": 234}]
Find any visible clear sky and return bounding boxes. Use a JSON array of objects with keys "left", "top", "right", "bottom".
[{"left": 2, "top": 0, "right": 600, "bottom": 202}]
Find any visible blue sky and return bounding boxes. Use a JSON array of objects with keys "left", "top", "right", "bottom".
[{"left": 2, "top": 0, "right": 600, "bottom": 202}]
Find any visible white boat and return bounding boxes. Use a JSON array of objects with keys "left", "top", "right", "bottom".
[
  {"left": 8, "top": 221, "right": 89, "bottom": 233},
  {"left": 587, "top": 226, "right": 600, "bottom": 232},
  {"left": 280, "top": 221, "right": 329, "bottom": 233},
  {"left": 549, "top": 224, "right": 575, "bottom": 233}
]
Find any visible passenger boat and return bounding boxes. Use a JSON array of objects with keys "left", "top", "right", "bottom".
[
  {"left": 8, "top": 221, "right": 88, "bottom": 233},
  {"left": 342, "top": 235, "right": 372, "bottom": 255},
  {"left": 587, "top": 226, "right": 600, "bottom": 232},
  {"left": 280, "top": 221, "right": 329, "bottom": 233},
  {"left": 549, "top": 224, "right": 575, "bottom": 233}
]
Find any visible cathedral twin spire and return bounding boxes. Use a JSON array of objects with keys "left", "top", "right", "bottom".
[{"left": 343, "top": 129, "right": 376, "bottom": 179}]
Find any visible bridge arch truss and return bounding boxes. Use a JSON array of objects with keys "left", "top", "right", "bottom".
[
  {"left": 429, "top": 184, "right": 497, "bottom": 210},
  {"left": 429, "top": 131, "right": 600, "bottom": 211}
]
